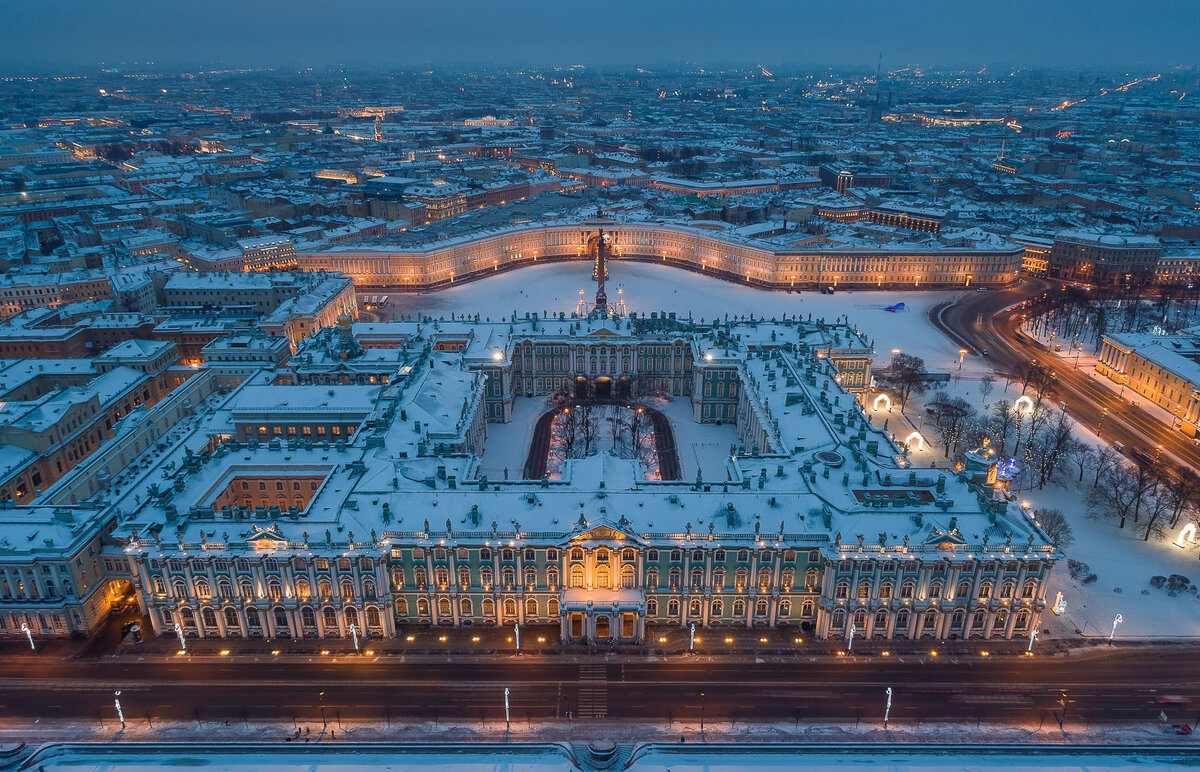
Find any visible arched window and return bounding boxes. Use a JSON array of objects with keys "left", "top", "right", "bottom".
[
  {"left": 971, "top": 608, "right": 987, "bottom": 630},
  {"left": 900, "top": 579, "right": 915, "bottom": 599},
  {"left": 689, "top": 599, "right": 702, "bottom": 616},
  {"left": 241, "top": 580, "right": 255, "bottom": 601},
  {"left": 734, "top": 569, "right": 747, "bottom": 591},
  {"left": 274, "top": 607, "right": 288, "bottom": 629},
  {"left": 929, "top": 580, "right": 944, "bottom": 598},
  {"left": 1014, "top": 609, "right": 1031, "bottom": 630},
  {"left": 596, "top": 565, "right": 610, "bottom": 588},
  {"left": 217, "top": 579, "right": 233, "bottom": 599},
  {"left": 340, "top": 579, "right": 354, "bottom": 599},
  {"left": 622, "top": 565, "right": 636, "bottom": 588},
  {"left": 367, "top": 607, "right": 382, "bottom": 628},
  {"left": 805, "top": 569, "right": 818, "bottom": 590},
  {"left": 481, "top": 567, "right": 493, "bottom": 587},
  {"left": 224, "top": 607, "right": 240, "bottom": 628},
  {"left": 548, "top": 598, "right": 559, "bottom": 617},
  {"left": 482, "top": 598, "right": 495, "bottom": 617},
  {"left": 1022, "top": 580, "right": 1037, "bottom": 599},
  {"left": 1000, "top": 581, "right": 1015, "bottom": 600},
  {"left": 571, "top": 548, "right": 584, "bottom": 561},
  {"left": 835, "top": 579, "right": 850, "bottom": 599},
  {"left": 711, "top": 599, "right": 724, "bottom": 617},
  {"left": 979, "top": 580, "right": 993, "bottom": 600},
  {"left": 951, "top": 608, "right": 966, "bottom": 631},
  {"left": 459, "top": 567, "right": 471, "bottom": 588},
  {"left": 874, "top": 608, "right": 889, "bottom": 630},
  {"left": 667, "top": 599, "right": 680, "bottom": 617},
  {"left": 623, "top": 548, "right": 636, "bottom": 561},
  {"left": 993, "top": 608, "right": 1009, "bottom": 633},
  {"left": 503, "top": 598, "right": 517, "bottom": 617},
  {"left": 246, "top": 607, "right": 260, "bottom": 628},
  {"left": 301, "top": 607, "right": 316, "bottom": 627},
  {"left": 831, "top": 608, "right": 846, "bottom": 630},
  {"left": 647, "top": 568, "right": 659, "bottom": 588},
  {"left": 669, "top": 568, "right": 681, "bottom": 590},
  {"left": 344, "top": 608, "right": 359, "bottom": 629},
  {"left": 435, "top": 567, "right": 449, "bottom": 588},
  {"left": 547, "top": 567, "right": 560, "bottom": 587},
  {"left": 895, "top": 609, "right": 910, "bottom": 633},
  {"left": 363, "top": 579, "right": 376, "bottom": 600},
  {"left": 201, "top": 608, "right": 217, "bottom": 627},
  {"left": 801, "top": 600, "right": 815, "bottom": 618},
  {"left": 438, "top": 598, "right": 452, "bottom": 617},
  {"left": 733, "top": 599, "right": 746, "bottom": 617},
  {"left": 758, "top": 569, "right": 772, "bottom": 591},
  {"left": 172, "top": 579, "right": 187, "bottom": 598},
  {"left": 879, "top": 581, "right": 893, "bottom": 599},
  {"left": 755, "top": 599, "right": 768, "bottom": 617},
  {"left": 460, "top": 597, "right": 473, "bottom": 617},
  {"left": 395, "top": 599, "right": 409, "bottom": 616},
  {"left": 502, "top": 568, "right": 515, "bottom": 587},
  {"left": 416, "top": 598, "right": 429, "bottom": 616},
  {"left": 957, "top": 580, "right": 971, "bottom": 598},
  {"left": 570, "top": 565, "right": 585, "bottom": 588},
  {"left": 713, "top": 568, "right": 726, "bottom": 589},
  {"left": 413, "top": 567, "right": 427, "bottom": 589},
  {"left": 524, "top": 567, "right": 537, "bottom": 587},
  {"left": 392, "top": 570, "right": 404, "bottom": 589},
  {"left": 322, "top": 607, "right": 337, "bottom": 629},
  {"left": 646, "top": 599, "right": 658, "bottom": 616},
  {"left": 525, "top": 597, "right": 538, "bottom": 617},
  {"left": 317, "top": 579, "right": 332, "bottom": 600},
  {"left": 267, "top": 579, "right": 282, "bottom": 601},
  {"left": 691, "top": 568, "right": 705, "bottom": 589},
  {"left": 782, "top": 569, "right": 795, "bottom": 591},
  {"left": 153, "top": 576, "right": 166, "bottom": 594}
]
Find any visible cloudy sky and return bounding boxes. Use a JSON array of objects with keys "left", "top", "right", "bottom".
[{"left": 1, "top": 0, "right": 1196, "bottom": 70}]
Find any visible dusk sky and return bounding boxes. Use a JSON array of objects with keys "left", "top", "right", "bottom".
[{"left": 2, "top": 0, "right": 1198, "bottom": 71}]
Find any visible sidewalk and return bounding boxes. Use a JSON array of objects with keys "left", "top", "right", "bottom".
[
  {"left": 5, "top": 619, "right": 1189, "bottom": 664},
  {"left": 1, "top": 715, "right": 1197, "bottom": 747}
]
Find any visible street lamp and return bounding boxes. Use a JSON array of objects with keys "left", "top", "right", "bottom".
[
  {"left": 514, "top": 623, "right": 520, "bottom": 653},
  {"left": 1109, "top": 614, "right": 1123, "bottom": 643},
  {"left": 848, "top": 622, "right": 856, "bottom": 653},
  {"left": 318, "top": 691, "right": 327, "bottom": 728},
  {"left": 174, "top": 621, "right": 186, "bottom": 652},
  {"left": 958, "top": 348, "right": 968, "bottom": 369},
  {"left": 504, "top": 687, "right": 511, "bottom": 732},
  {"left": 20, "top": 622, "right": 34, "bottom": 651},
  {"left": 700, "top": 691, "right": 706, "bottom": 733},
  {"left": 689, "top": 623, "right": 696, "bottom": 653},
  {"left": 114, "top": 690, "right": 125, "bottom": 729},
  {"left": 884, "top": 687, "right": 893, "bottom": 729},
  {"left": 1027, "top": 628, "right": 1038, "bottom": 653},
  {"left": 349, "top": 622, "right": 359, "bottom": 653}
]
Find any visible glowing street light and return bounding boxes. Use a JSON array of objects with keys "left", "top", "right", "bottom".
[
  {"left": 1109, "top": 614, "right": 1123, "bottom": 643},
  {"left": 1027, "top": 628, "right": 1038, "bottom": 653}
]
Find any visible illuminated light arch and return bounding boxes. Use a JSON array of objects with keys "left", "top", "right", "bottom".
[
  {"left": 904, "top": 431, "right": 926, "bottom": 451},
  {"left": 872, "top": 393, "right": 892, "bottom": 412},
  {"left": 1176, "top": 522, "right": 1197, "bottom": 548},
  {"left": 1014, "top": 395, "right": 1035, "bottom": 414}
]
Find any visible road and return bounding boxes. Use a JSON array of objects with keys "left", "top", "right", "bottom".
[
  {"left": 1, "top": 649, "right": 1198, "bottom": 728},
  {"left": 935, "top": 279, "right": 1200, "bottom": 472}
]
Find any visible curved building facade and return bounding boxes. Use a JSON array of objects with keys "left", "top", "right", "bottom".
[{"left": 290, "top": 220, "right": 1022, "bottom": 291}]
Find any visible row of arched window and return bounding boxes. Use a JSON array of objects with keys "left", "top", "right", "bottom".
[
  {"left": 396, "top": 595, "right": 561, "bottom": 620},
  {"left": 154, "top": 576, "right": 378, "bottom": 603},
  {"left": 645, "top": 597, "right": 812, "bottom": 619},
  {"left": 830, "top": 606, "right": 1032, "bottom": 637},
  {"left": 833, "top": 577, "right": 1038, "bottom": 601},
  {"left": 167, "top": 604, "right": 385, "bottom": 634}
]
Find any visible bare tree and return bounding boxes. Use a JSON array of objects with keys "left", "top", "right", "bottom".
[
  {"left": 1161, "top": 466, "right": 1200, "bottom": 529},
  {"left": 1089, "top": 465, "right": 1139, "bottom": 529},
  {"left": 1064, "top": 440, "right": 1094, "bottom": 484},
  {"left": 1036, "top": 508, "right": 1075, "bottom": 547},
  {"left": 1029, "top": 409, "right": 1076, "bottom": 489},
  {"left": 927, "top": 391, "right": 975, "bottom": 459},
  {"left": 577, "top": 403, "right": 601, "bottom": 456},
  {"left": 881, "top": 353, "right": 929, "bottom": 412},
  {"left": 989, "top": 400, "right": 1016, "bottom": 455},
  {"left": 1092, "top": 445, "right": 1120, "bottom": 488},
  {"left": 978, "top": 374, "right": 996, "bottom": 404}
]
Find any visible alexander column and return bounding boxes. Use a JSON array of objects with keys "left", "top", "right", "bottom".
[{"left": 593, "top": 228, "right": 609, "bottom": 314}]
